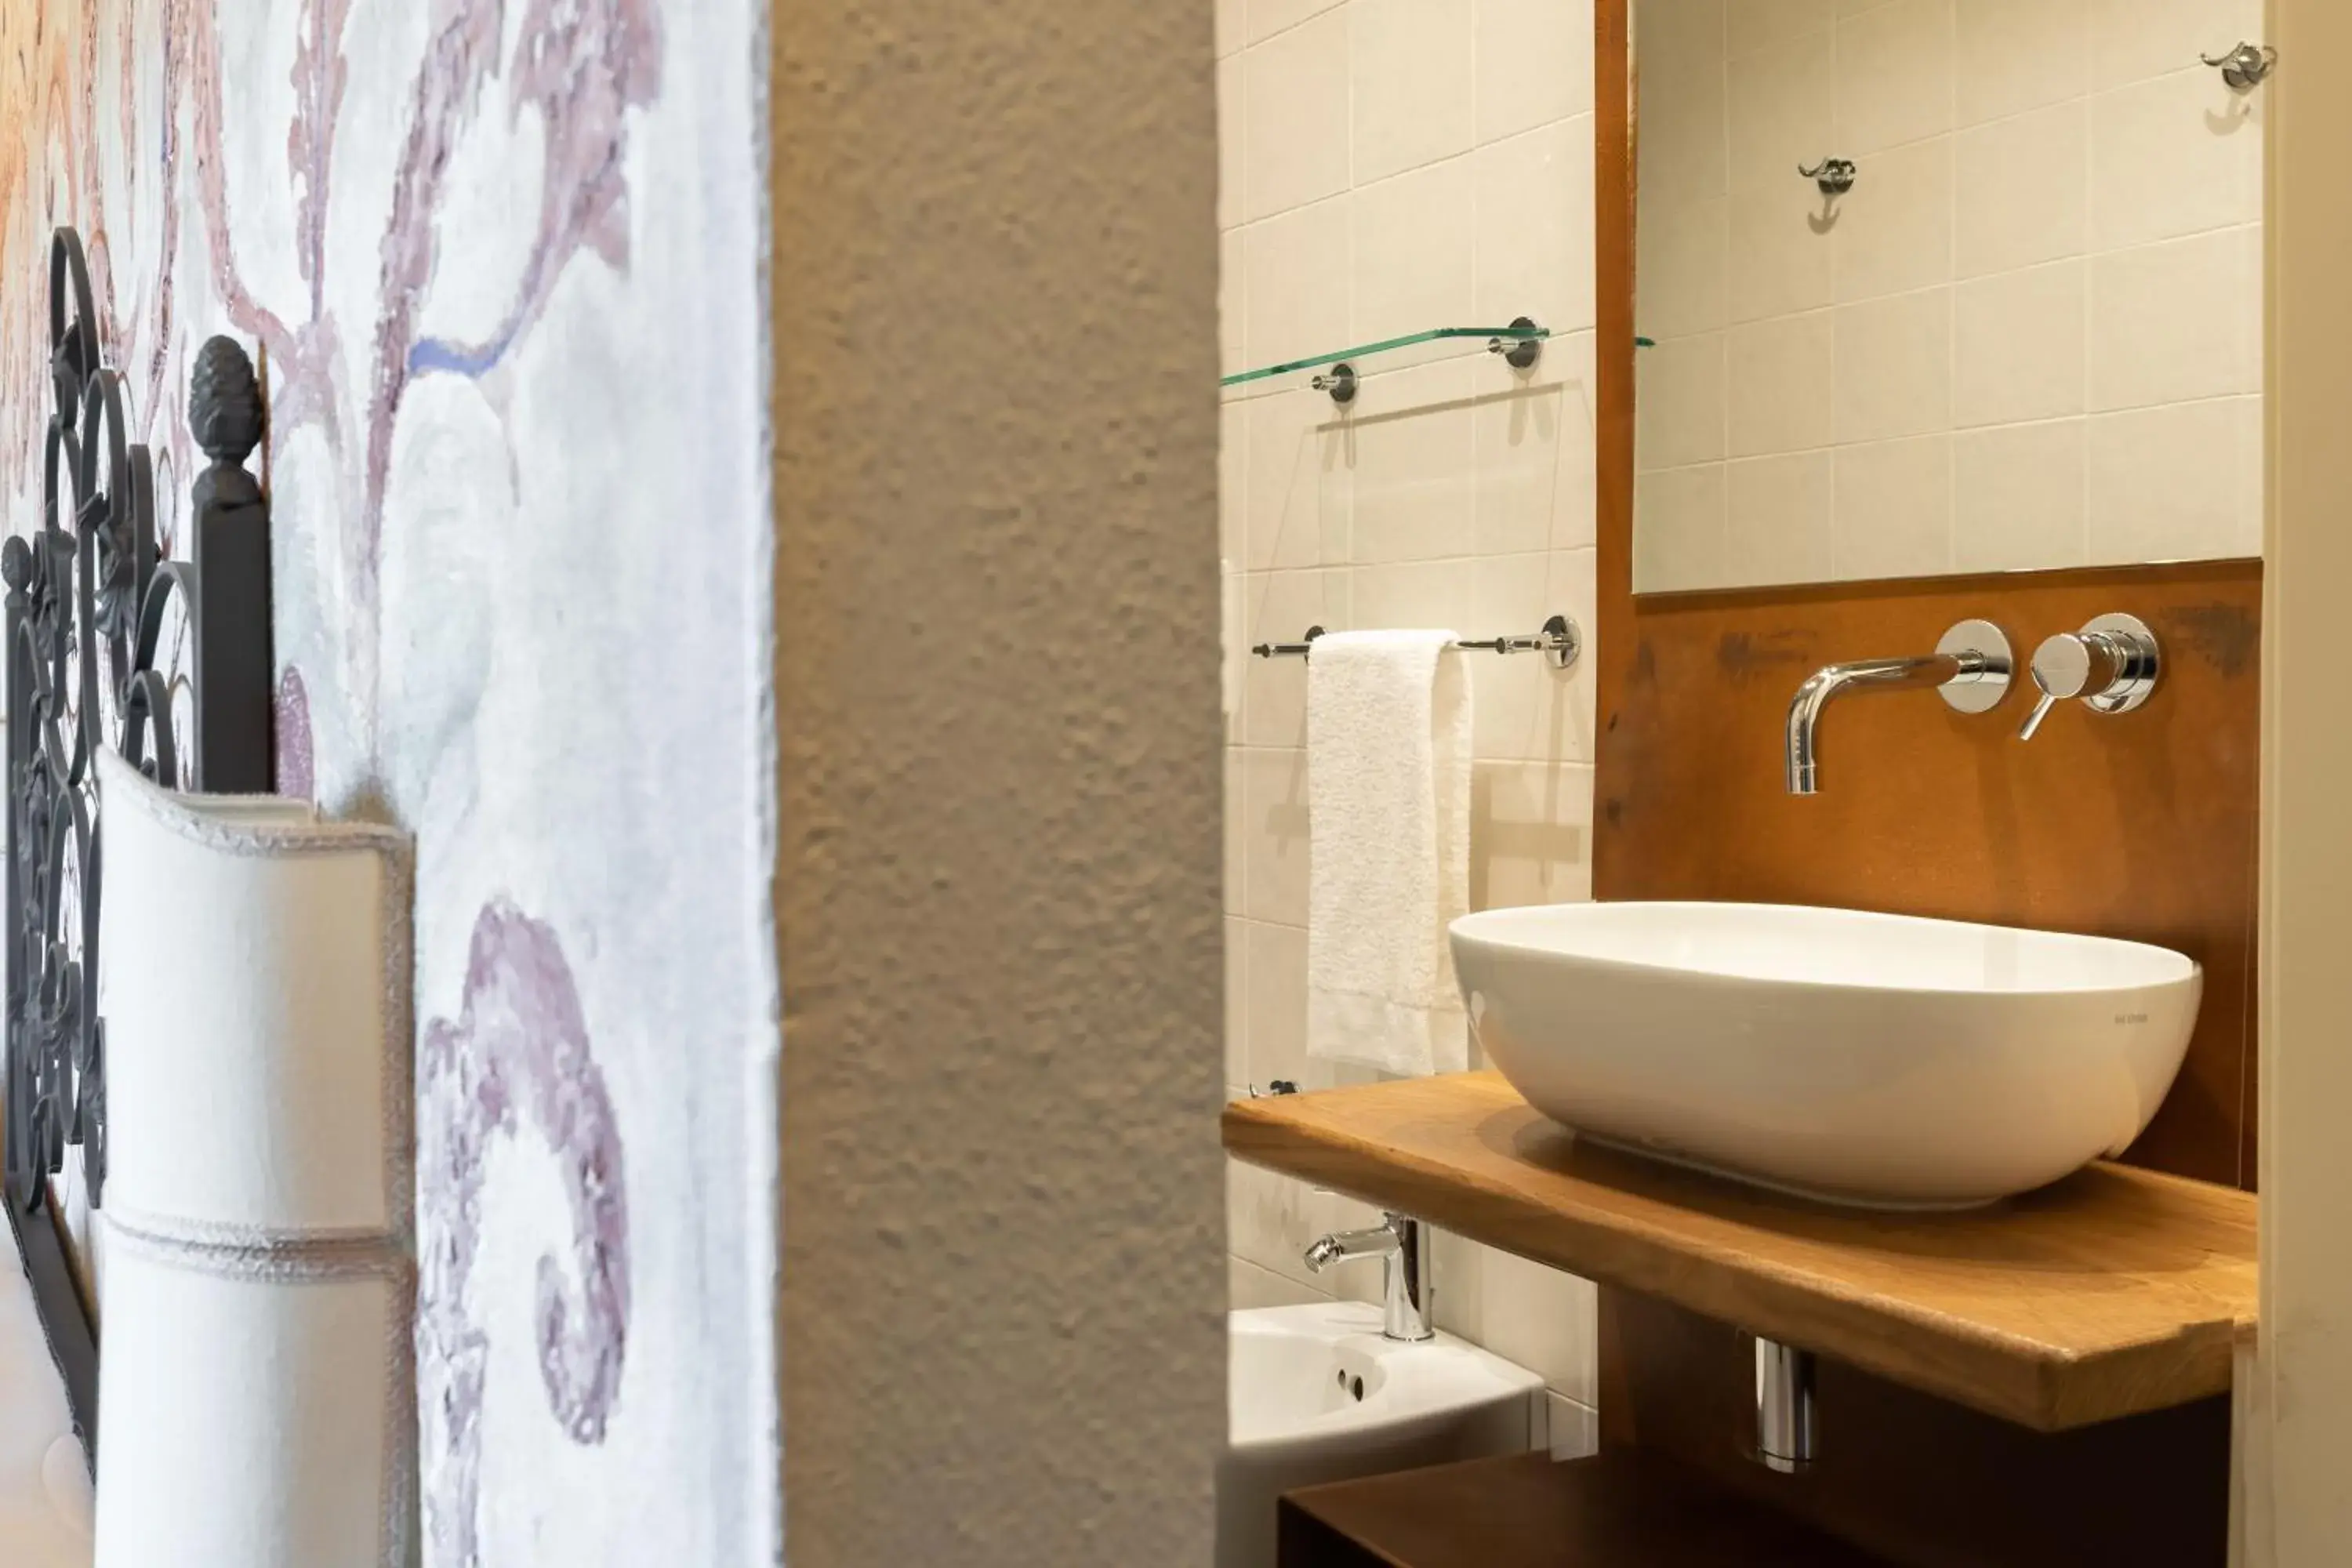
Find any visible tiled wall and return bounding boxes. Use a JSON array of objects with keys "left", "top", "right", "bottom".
[
  {"left": 1633, "top": 0, "right": 2266, "bottom": 591},
  {"left": 1218, "top": 0, "right": 1602, "bottom": 1453}
]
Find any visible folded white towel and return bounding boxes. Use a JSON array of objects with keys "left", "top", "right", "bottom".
[{"left": 1305, "top": 630, "right": 1472, "bottom": 1076}]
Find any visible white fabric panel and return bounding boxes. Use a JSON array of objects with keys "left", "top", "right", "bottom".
[{"left": 91, "top": 750, "right": 415, "bottom": 1568}]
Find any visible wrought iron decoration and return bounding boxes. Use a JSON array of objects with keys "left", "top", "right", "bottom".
[{"left": 5, "top": 227, "right": 273, "bottom": 1223}]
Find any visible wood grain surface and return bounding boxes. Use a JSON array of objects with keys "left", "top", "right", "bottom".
[
  {"left": 1277, "top": 1452, "right": 1894, "bottom": 1567},
  {"left": 1600, "top": 1293, "right": 2233, "bottom": 1568},
  {"left": 1222, "top": 1073, "right": 2257, "bottom": 1432}
]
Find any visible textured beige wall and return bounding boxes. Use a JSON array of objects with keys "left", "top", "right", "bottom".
[
  {"left": 2249, "top": 0, "right": 2352, "bottom": 1559},
  {"left": 770, "top": 2, "right": 1225, "bottom": 1563}
]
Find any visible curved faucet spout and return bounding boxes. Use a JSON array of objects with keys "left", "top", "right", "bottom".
[
  {"left": 1784, "top": 655, "right": 1962, "bottom": 796},
  {"left": 1783, "top": 620, "right": 2015, "bottom": 796}
]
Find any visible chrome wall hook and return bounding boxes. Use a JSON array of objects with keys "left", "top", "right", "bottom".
[
  {"left": 2201, "top": 42, "right": 2277, "bottom": 89},
  {"left": 1798, "top": 157, "right": 1857, "bottom": 197},
  {"left": 1310, "top": 363, "right": 1358, "bottom": 405},
  {"left": 1484, "top": 315, "right": 1546, "bottom": 371}
]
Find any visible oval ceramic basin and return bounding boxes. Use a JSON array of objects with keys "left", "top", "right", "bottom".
[{"left": 1449, "top": 902, "right": 2201, "bottom": 1210}]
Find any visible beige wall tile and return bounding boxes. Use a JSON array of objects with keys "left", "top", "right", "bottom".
[
  {"left": 1350, "top": 557, "right": 1477, "bottom": 628},
  {"left": 1729, "top": 0, "right": 1835, "bottom": 59},
  {"left": 1225, "top": 748, "right": 1248, "bottom": 916},
  {"left": 1955, "top": 0, "right": 2087, "bottom": 125},
  {"left": 1638, "top": 191, "right": 1729, "bottom": 340},
  {"left": 1478, "top": 0, "right": 1593, "bottom": 143},
  {"left": 1221, "top": 230, "right": 1248, "bottom": 376},
  {"left": 1728, "top": 183, "right": 1835, "bottom": 324},
  {"left": 1243, "top": 11, "right": 1352, "bottom": 220},
  {"left": 1472, "top": 760, "right": 1596, "bottom": 909},
  {"left": 1472, "top": 1248, "right": 1599, "bottom": 1403},
  {"left": 1219, "top": 53, "right": 1247, "bottom": 234},
  {"left": 1475, "top": 116, "right": 1598, "bottom": 336},
  {"left": 1242, "top": 196, "right": 1351, "bottom": 369},
  {"left": 1249, "top": 0, "right": 1348, "bottom": 48},
  {"left": 1955, "top": 100, "right": 2088, "bottom": 279},
  {"left": 1351, "top": 0, "right": 1475, "bottom": 183},
  {"left": 2086, "top": 0, "right": 2263, "bottom": 93},
  {"left": 1638, "top": 0, "right": 1729, "bottom": 76},
  {"left": 1834, "top": 286, "right": 1952, "bottom": 443},
  {"left": 1954, "top": 419, "right": 2089, "bottom": 571},
  {"left": 1636, "top": 26, "right": 1730, "bottom": 201},
  {"left": 2089, "top": 226, "right": 2260, "bottom": 412},
  {"left": 1835, "top": 0, "right": 1956, "bottom": 155},
  {"left": 1834, "top": 433, "right": 1954, "bottom": 579},
  {"left": 1352, "top": 158, "right": 1476, "bottom": 341},
  {"left": 1243, "top": 568, "right": 1349, "bottom": 746},
  {"left": 1347, "top": 360, "right": 1480, "bottom": 562},
  {"left": 1546, "top": 1395, "right": 1599, "bottom": 1459},
  {"left": 1229, "top": 1255, "right": 1327, "bottom": 1312},
  {"left": 1244, "top": 920, "right": 1310, "bottom": 1092},
  {"left": 1637, "top": 331, "right": 1727, "bottom": 469},
  {"left": 2090, "top": 68, "right": 2263, "bottom": 252},
  {"left": 1727, "top": 451, "right": 1836, "bottom": 584},
  {"left": 1475, "top": 333, "right": 1599, "bottom": 554},
  {"left": 1429, "top": 1227, "right": 1484, "bottom": 1336},
  {"left": 1227, "top": 1160, "right": 1387, "bottom": 1305},
  {"left": 1240, "top": 746, "right": 1312, "bottom": 925},
  {"left": 1243, "top": 385, "right": 1350, "bottom": 570},
  {"left": 1730, "top": 33, "right": 1835, "bottom": 196},
  {"left": 1225, "top": 568, "right": 1249, "bottom": 745},
  {"left": 1219, "top": 0, "right": 1250, "bottom": 57},
  {"left": 1954, "top": 259, "right": 2086, "bottom": 427},
  {"left": 2087, "top": 395, "right": 2261, "bottom": 564},
  {"left": 1468, "top": 548, "right": 1597, "bottom": 763},
  {"left": 1633, "top": 461, "right": 1728, "bottom": 591},
  {"left": 1226, "top": 916, "right": 1250, "bottom": 1087},
  {"left": 1729, "top": 310, "right": 1835, "bottom": 457},
  {"left": 1221, "top": 401, "right": 1248, "bottom": 561},
  {"left": 1834, "top": 136, "right": 1953, "bottom": 303}
]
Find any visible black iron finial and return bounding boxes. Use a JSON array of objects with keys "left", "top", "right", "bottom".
[{"left": 190, "top": 335, "right": 263, "bottom": 466}]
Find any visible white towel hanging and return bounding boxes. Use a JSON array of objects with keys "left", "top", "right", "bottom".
[{"left": 1305, "top": 630, "right": 1473, "bottom": 1077}]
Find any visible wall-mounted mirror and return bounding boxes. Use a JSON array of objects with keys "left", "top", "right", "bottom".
[{"left": 1629, "top": 2, "right": 2267, "bottom": 593}]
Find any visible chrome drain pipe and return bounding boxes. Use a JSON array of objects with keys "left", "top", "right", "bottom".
[{"left": 1751, "top": 1335, "right": 1818, "bottom": 1473}]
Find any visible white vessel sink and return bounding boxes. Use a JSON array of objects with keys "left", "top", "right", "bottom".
[
  {"left": 1219, "top": 1302, "right": 1541, "bottom": 1568},
  {"left": 1450, "top": 902, "right": 2201, "bottom": 1210}
]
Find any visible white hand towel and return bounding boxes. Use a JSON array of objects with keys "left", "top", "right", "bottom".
[{"left": 1305, "top": 630, "right": 1473, "bottom": 1076}]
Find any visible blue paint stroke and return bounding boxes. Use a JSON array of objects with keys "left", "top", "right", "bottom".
[{"left": 408, "top": 332, "right": 514, "bottom": 378}]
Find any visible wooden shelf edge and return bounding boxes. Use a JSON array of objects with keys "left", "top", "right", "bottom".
[
  {"left": 1225, "top": 1076, "right": 2257, "bottom": 1432},
  {"left": 1279, "top": 1451, "right": 1896, "bottom": 1567}
]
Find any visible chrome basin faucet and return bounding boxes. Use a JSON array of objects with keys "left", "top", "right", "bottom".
[
  {"left": 1784, "top": 619, "right": 2013, "bottom": 795},
  {"left": 1303, "top": 1212, "right": 1433, "bottom": 1341}
]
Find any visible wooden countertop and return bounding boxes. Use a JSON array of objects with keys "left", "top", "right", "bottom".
[{"left": 1223, "top": 1073, "right": 2258, "bottom": 1432}]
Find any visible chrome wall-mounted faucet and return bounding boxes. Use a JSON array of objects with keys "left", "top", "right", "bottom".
[
  {"left": 2017, "top": 614, "right": 2161, "bottom": 740},
  {"left": 1784, "top": 619, "right": 2014, "bottom": 795},
  {"left": 1303, "top": 1212, "right": 1433, "bottom": 1342}
]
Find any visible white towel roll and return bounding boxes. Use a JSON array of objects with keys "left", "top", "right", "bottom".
[
  {"left": 90, "top": 747, "right": 415, "bottom": 1568},
  {"left": 1305, "top": 630, "right": 1472, "bottom": 1076}
]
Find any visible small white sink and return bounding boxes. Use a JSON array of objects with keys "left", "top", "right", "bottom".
[
  {"left": 1219, "top": 1302, "right": 1541, "bottom": 1568},
  {"left": 1450, "top": 902, "right": 2201, "bottom": 1210}
]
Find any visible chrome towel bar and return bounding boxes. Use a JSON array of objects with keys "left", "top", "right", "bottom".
[{"left": 1249, "top": 613, "right": 1581, "bottom": 672}]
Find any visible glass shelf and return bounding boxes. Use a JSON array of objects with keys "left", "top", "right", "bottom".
[{"left": 1221, "top": 321, "right": 1549, "bottom": 401}]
